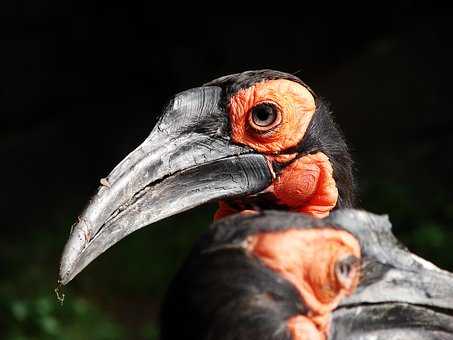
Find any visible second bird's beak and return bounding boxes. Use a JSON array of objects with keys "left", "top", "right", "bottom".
[{"left": 59, "top": 86, "right": 273, "bottom": 285}]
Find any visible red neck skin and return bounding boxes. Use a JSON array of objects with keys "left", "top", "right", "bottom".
[{"left": 214, "top": 152, "right": 338, "bottom": 220}]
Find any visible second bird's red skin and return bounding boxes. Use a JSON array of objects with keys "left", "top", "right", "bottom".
[
  {"left": 160, "top": 211, "right": 362, "bottom": 340},
  {"left": 249, "top": 227, "right": 361, "bottom": 339}
]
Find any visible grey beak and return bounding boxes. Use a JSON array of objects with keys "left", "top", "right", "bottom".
[{"left": 59, "top": 86, "right": 273, "bottom": 285}]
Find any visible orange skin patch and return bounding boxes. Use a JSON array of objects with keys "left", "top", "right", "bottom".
[
  {"left": 214, "top": 79, "right": 338, "bottom": 220},
  {"left": 248, "top": 228, "right": 361, "bottom": 336},
  {"left": 229, "top": 79, "right": 316, "bottom": 153},
  {"left": 272, "top": 152, "right": 338, "bottom": 218}
]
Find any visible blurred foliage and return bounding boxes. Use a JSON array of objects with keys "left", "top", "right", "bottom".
[
  {"left": 0, "top": 292, "right": 129, "bottom": 340},
  {"left": 0, "top": 205, "right": 209, "bottom": 340}
]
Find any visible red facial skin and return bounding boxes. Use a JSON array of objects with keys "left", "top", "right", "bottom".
[
  {"left": 247, "top": 228, "right": 362, "bottom": 340},
  {"left": 228, "top": 79, "right": 316, "bottom": 154},
  {"left": 272, "top": 153, "right": 338, "bottom": 218},
  {"left": 214, "top": 79, "right": 338, "bottom": 220}
]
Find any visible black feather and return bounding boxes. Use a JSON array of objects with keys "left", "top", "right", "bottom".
[{"left": 295, "top": 99, "right": 355, "bottom": 208}]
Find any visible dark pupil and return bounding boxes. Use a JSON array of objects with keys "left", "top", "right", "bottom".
[
  {"left": 252, "top": 104, "right": 276, "bottom": 126},
  {"left": 338, "top": 262, "right": 351, "bottom": 277},
  {"left": 336, "top": 255, "right": 359, "bottom": 278}
]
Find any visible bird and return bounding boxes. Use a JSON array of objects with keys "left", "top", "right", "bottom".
[
  {"left": 160, "top": 210, "right": 362, "bottom": 340},
  {"left": 59, "top": 69, "right": 354, "bottom": 284},
  {"left": 161, "top": 210, "right": 453, "bottom": 340}
]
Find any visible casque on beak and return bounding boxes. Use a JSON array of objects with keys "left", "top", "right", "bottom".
[{"left": 59, "top": 86, "right": 273, "bottom": 285}]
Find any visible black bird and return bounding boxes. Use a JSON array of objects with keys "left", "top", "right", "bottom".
[
  {"left": 59, "top": 70, "right": 354, "bottom": 284},
  {"left": 162, "top": 210, "right": 453, "bottom": 340},
  {"left": 161, "top": 210, "right": 361, "bottom": 340}
]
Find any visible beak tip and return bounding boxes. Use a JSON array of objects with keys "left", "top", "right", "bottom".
[
  {"left": 58, "top": 255, "right": 75, "bottom": 286},
  {"left": 58, "top": 224, "right": 89, "bottom": 285},
  {"left": 59, "top": 258, "right": 80, "bottom": 286}
]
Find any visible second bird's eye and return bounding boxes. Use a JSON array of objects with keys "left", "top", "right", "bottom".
[
  {"left": 249, "top": 103, "right": 280, "bottom": 131},
  {"left": 335, "top": 255, "right": 360, "bottom": 288}
]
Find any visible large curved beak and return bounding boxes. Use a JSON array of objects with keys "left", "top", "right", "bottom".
[{"left": 59, "top": 86, "right": 273, "bottom": 285}]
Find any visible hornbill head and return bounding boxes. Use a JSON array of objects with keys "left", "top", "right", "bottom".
[
  {"left": 161, "top": 210, "right": 453, "bottom": 340},
  {"left": 59, "top": 70, "right": 354, "bottom": 285},
  {"left": 160, "top": 210, "right": 362, "bottom": 340}
]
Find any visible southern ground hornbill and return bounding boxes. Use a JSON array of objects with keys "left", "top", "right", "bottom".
[
  {"left": 161, "top": 211, "right": 362, "bottom": 340},
  {"left": 161, "top": 210, "right": 453, "bottom": 339},
  {"left": 59, "top": 69, "right": 354, "bottom": 283},
  {"left": 57, "top": 70, "right": 453, "bottom": 338}
]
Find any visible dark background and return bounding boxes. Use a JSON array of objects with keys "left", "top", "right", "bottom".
[{"left": 1, "top": 8, "right": 453, "bottom": 340}]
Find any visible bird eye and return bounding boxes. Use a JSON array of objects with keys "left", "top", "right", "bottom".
[
  {"left": 335, "top": 255, "right": 360, "bottom": 288},
  {"left": 248, "top": 103, "right": 281, "bottom": 132},
  {"left": 337, "top": 261, "right": 352, "bottom": 278}
]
